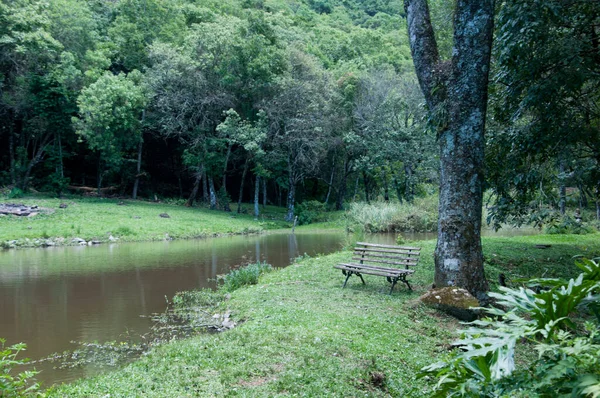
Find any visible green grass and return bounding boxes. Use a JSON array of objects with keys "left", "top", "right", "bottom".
[
  {"left": 0, "top": 196, "right": 299, "bottom": 246},
  {"left": 47, "top": 233, "right": 600, "bottom": 397},
  {"left": 346, "top": 197, "right": 438, "bottom": 233}
]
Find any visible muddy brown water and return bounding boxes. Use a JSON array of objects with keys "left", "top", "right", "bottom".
[{"left": 0, "top": 227, "right": 537, "bottom": 386}]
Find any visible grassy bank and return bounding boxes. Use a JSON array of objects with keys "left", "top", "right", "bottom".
[
  {"left": 0, "top": 196, "right": 317, "bottom": 247},
  {"left": 48, "top": 233, "right": 600, "bottom": 397}
]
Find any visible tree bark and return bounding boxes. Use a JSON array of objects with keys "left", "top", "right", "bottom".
[
  {"left": 254, "top": 176, "right": 260, "bottom": 218},
  {"left": 405, "top": 0, "right": 494, "bottom": 301},
  {"left": 237, "top": 156, "right": 249, "bottom": 213}
]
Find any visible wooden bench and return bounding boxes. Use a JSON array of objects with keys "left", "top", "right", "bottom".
[{"left": 334, "top": 242, "right": 420, "bottom": 294}]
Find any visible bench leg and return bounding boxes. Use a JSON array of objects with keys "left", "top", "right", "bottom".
[
  {"left": 400, "top": 275, "right": 412, "bottom": 291},
  {"left": 357, "top": 273, "right": 365, "bottom": 285},
  {"left": 389, "top": 277, "right": 398, "bottom": 295},
  {"left": 342, "top": 272, "right": 352, "bottom": 288}
]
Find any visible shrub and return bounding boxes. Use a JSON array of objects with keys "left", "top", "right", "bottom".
[
  {"left": 0, "top": 339, "right": 43, "bottom": 397},
  {"left": 545, "top": 216, "right": 593, "bottom": 235},
  {"left": 219, "top": 262, "right": 273, "bottom": 292},
  {"left": 7, "top": 187, "right": 24, "bottom": 199},
  {"left": 421, "top": 258, "right": 600, "bottom": 397},
  {"left": 296, "top": 200, "right": 327, "bottom": 225},
  {"left": 346, "top": 198, "right": 437, "bottom": 233}
]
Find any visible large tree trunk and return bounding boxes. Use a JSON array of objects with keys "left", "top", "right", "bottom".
[
  {"left": 132, "top": 137, "right": 143, "bottom": 200},
  {"left": 237, "top": 157, "right": 250, "bottom": 213},
  {"left": 405, "top": 0, "right": 493, "bottom": 301}
]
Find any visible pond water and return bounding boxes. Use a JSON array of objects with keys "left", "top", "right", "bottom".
[
  {"left": 0, "top": 226, "right": 538, "bottom": 386},
  {"left": 0, "top": 231, "right": 347, "bottom": 385}
]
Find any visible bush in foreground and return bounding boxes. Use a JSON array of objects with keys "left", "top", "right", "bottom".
[
  {"left": 218, "top": 262, "right": 273, "bottom": 292},
  {"left": 422, "top": 258, "right": 600, "bottom": 397}
]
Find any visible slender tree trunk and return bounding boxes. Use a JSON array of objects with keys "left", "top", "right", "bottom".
[
  {"left": 8, "top": 123, "right": 16, "bottom": 185},
  {"left": 202, "top": 168, "right": 209, "bottom": 203},
  {"left": 237, "top": 157, "right": 250, "bottom": 213},
  {"left": 325, "top": 161, "right": 335, "bottom": 205},
  {"left": 254, "top": 176, "right": 260, "bottom": 218},
  {"left": 97, "top": 156, "right": 104, "bottom": 195},
  {"left": 56, "top": 132, "right": 64, "bottom": 179},
  {"left": 277, "top": 183, "right": 282, "bottom": 207},
  {"left": 186, "top": 163, "right": 203, "bottom": 207},
  {"left": 558, "top": 159, "right": 566, "bottom": 215},
  {"left": 404, "top": 163, "right": 414, "bottom": 202},
  {"left": 336, "top": 158, "right": 349, "bottom": 210},
  {"left": 209, "top": 176, "right": 217, "bottom": 210},
  {"left": 353, "top": 174, "right": 360, "bottom": 201},
  {"left": 363, "top": 171, "right": 370, "bottom": 204},
  {"left": 382, "top": 169, "right": 389, "bottom": 202},
  {"left": 20, "top": 134, "right": 52, "bottom": 191},
  {"left": 286, "top": 177, "right": 296, "bottom": 222},
  {"left": 222, "top": 144, "right": 232, "bottom": 212},
  {"left": 262, "top": 178, "right": 267, "bottom": 209},
  {"left": 132, "top": 137, "right": 143, "bottom": 200},
  {"left": 405, "top": 0, "right": 493, "bottom": 300}
]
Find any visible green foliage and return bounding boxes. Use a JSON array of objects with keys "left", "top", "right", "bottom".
[
  {"left": 218, "top": 262, "right": 273, "bottom": 292},
  {"left": 421, "top": 258, "right": 600, "bottom": 397},
  {"left": 0, "top": 338, "right": 43, "bottom": 397},
  {"left": 545, "top": 216, "right": 594, "bottom": 236},
  {"left": 8, "top": 188, "right": 24, "bottom": 199},
  {"left": 296, "top": 200, "right": 327, "bottom": 225}
]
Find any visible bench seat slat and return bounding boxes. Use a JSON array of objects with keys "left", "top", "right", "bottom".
[
  {"left": 356, "top": 242, "right": 421, "bottom": 251},
  {"left": 351, "top": 257, "right": 418, "bottom": 267},
  {"left": 354, "top": 247, "right": 420, "bottom": 256},
  {"left": 353, "top": 252, "right": 419, "bottom": 262}
]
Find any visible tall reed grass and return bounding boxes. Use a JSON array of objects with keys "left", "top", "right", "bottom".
[{"left": 346, "top": 197, "right": 438, "bottom": 233}]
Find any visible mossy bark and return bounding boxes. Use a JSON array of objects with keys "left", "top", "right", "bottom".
[{"left": 405, "top": 0, "right": 494, "bottom": 300}]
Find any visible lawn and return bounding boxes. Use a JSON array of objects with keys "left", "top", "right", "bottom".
[
  {"left": 0, "top": 196, "right": 297, "bottom": 246},
  {"left": 47, "top": 233, "right": 600, "bottom": 397}
]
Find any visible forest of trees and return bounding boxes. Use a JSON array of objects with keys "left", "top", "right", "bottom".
[{"left": 1, "top": 0, "right": 599, "bottom": 226}]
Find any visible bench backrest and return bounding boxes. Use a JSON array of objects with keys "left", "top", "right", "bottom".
[{"left": 353, "top": 242, "right": 420, "bottom": 269}]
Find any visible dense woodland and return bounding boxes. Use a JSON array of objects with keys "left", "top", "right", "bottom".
[{"left": 1, "top": 0, "right": 599, "bottom": 225}]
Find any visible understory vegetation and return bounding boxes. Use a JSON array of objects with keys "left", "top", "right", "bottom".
[
  {"left": 41, "top": 233, "right": 600, "bottom": 397},
  {"left": 346, "top": 196, "right": 438, "bottom": 233}
]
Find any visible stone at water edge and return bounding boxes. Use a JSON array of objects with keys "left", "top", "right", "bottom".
[{"left": 420, "top": 287, "right": 480, "bottom": 322}]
